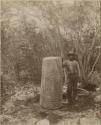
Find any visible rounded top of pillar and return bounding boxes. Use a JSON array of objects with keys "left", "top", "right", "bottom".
[{"left": 43, "top": 56, "right": 61, "bottom": 61}]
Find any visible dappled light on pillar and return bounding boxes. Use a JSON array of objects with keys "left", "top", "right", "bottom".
[{"left": 40, "top": 57, "right": 63, "bottom": 109}]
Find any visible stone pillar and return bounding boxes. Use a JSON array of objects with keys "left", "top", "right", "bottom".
[{"left": 40, "top": 57, "right": 63, "bottom": 109}]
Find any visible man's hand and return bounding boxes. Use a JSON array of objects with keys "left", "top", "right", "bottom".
[{"left": 78, "top": 76, "right": 82, "bottom": 83}]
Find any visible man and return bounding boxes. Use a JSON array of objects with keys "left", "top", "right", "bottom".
[{"left": 63, "top": 51, "right": 80, "bottom": 104}]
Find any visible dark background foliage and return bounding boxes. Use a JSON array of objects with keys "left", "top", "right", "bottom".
[{"left": 1, "top": 0, "right": 101, "bottom": 103}]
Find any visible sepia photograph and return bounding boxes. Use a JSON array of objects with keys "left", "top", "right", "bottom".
[{"left": 1, "top": 0, "right": 101, "bottom": 125}]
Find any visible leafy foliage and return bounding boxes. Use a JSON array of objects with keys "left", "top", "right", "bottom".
[{"left": 1, "top": 0, "right": 101, "bottom": 101}]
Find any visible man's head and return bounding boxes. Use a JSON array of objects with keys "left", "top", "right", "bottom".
[{"left": 68, "top": 51, "right": 75, "bottom": 61}]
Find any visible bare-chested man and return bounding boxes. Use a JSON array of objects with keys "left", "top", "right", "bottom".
[{"left": 63, "top": 51, "right": 80, "bottom": 104}]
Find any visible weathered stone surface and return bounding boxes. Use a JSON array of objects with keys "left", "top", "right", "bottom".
[
  {"left": 36, "top": 119, "right": 50, "bottom": 125},
  {"left": 40, "top": 57, "right": 63, "bottom": 109}
]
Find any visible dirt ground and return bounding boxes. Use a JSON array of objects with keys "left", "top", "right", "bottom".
[{"left": 1, "top": 85, "right": 101, "bottom": 125}]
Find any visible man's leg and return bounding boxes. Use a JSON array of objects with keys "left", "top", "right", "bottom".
[
  {"left": 67, "top": 81, "right": 73, "bottom": 104},
  {"left": 72, "top": 81, "right": 77, "bottom": 102}
]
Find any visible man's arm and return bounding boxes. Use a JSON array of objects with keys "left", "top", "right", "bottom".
[
  {"left": 62, "top": 60, "right": 67, "bottom": 68},
  {"left": 76, "top": 62, "right": 81, "bottom": 77}
]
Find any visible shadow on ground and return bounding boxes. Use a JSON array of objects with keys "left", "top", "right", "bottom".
[
  {"left": 60, "top": 96, "right": 96, "bottom": 112},
  {"left": 2, "top": 95, "right": 101, "bottom": 125}
]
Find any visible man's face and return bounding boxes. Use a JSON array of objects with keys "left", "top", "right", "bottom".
[{"left": 69, "top": 55, "right": 74, "bottom": 61}]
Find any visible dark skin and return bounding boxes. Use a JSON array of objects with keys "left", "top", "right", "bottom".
[
  {"left": 62, "top": 55, "right": 75, "bottom": 68},
  {"left": 63, "top": 54, "right": 80, "bottom": 104},
  {"left": 68, "top": 55, "right": 74, "bottom": 61}
]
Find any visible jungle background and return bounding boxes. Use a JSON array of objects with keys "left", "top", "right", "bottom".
[{"left": 1, "top": 0, "right": 101, "bottom": 125}]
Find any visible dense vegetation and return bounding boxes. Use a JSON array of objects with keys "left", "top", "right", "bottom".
[{"left": 1, "top": 0, "right": 101, "bottom": 103}]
